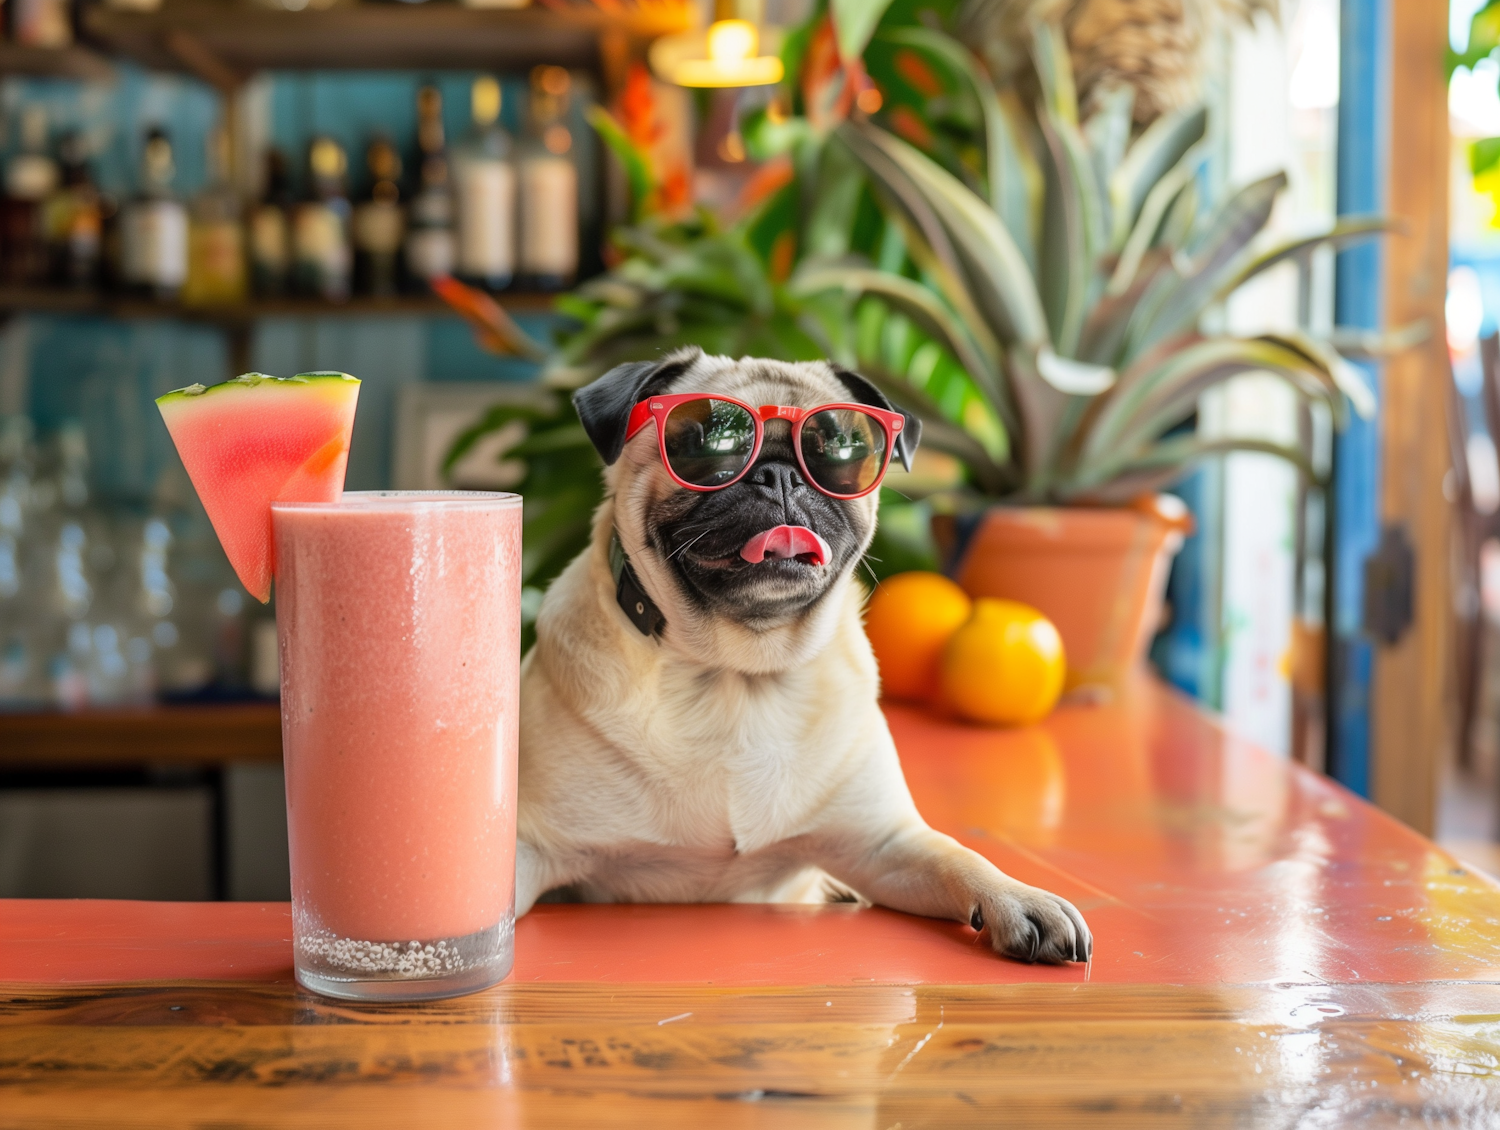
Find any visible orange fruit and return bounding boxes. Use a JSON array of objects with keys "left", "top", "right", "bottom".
[
  {"left": 940, "top": 598, "right": 1066, "bottom": 726},
  {"left": 864, "top": 571, "right": 972, "bottom": 701}
]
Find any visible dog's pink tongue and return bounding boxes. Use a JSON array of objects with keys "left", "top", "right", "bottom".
[{"left": 740, "top": 525, "right": 831, "bottom": 566}]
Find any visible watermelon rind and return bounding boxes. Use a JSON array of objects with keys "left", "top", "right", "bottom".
[{"left": 156, "top": 371, "right": 357, "bottom": 405}]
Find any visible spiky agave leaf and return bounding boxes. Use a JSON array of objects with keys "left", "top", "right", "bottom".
[
  {"left": 1073, "top": 335, "right": 1357, "bottom": 479},
  {"left": 790, "top": 262, "right": 1005, "bottom": 397},
  {"left": 877, "top": 25, "right": 1042, "bottom": 270},
  {"left": 1106, "top": 104, "right": 1207, "bottom": 250},
  {"left": 1064, "top": 436, "right": 1319, "bottom": 504},
  {"left": 1119, "top": 171, "right": 1287, "bottom": 362}
]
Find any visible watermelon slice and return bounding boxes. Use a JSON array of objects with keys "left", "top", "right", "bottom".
[{"left": 157, "top": 372, "right": 360, "bottom": 603}]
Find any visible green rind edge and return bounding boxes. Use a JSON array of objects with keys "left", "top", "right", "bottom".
[{"left": 155, "top": 371, "right": 359, "bottom": 408}]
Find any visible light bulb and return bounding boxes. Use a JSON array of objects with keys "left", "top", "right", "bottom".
[{"left": 707, "top": 19, "right": 757, "bottom": 64}]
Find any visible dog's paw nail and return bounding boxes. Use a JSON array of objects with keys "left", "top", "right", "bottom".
[{"left": 969, "top": 907, "right": 984, "bottom": 932}]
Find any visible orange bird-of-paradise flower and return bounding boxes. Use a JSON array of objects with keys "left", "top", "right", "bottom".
[{"left": 429, "top": 275, "right": 549, "bottom": 360}]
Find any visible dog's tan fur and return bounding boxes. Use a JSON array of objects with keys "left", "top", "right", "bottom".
[{"left": 516, "top": 353, "right": 1091, "bottom": 963}]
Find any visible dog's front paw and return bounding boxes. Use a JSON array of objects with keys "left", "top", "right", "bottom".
[{"left": 970, "top": 882, "right": 1092, "bottom": 964}]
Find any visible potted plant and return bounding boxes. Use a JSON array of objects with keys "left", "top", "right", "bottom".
[{"left": 784, "top": 20, "right": 1384, "bottom": 690}]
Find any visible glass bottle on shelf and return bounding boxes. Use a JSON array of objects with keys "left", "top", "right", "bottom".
[
  {"left": 248, "top": 148, "right": 293, "bottom": 298},
  {"left": 353, "top": 136, "right": 405, "bottom": 298},
  {"left": 32, "top": 424, "right": 94, "bottom": 709},
  {"left": 9, "top": 0, "right": 72, "bottom": 47},
  {"left": 519, "top": 65, "right": 579, "bottom": 290},
  {"left": 404, "top": 84, "right": 455, "bottom": 289},
  {"left": 293, "top": 136, "right": 352, "bottom": 302},
  {"left": 44, "top": 131, "right": 102, "bottom": 289},
  {"left": 183, "top": 126, "right": 247, "bottom": 307},
  {"left": 0, "top": 416, "right": 40, "bottom": 708},
  {"left": 120, "top": 127, "right": 189, "bottom": 301},
  {"left": 2, "top": 106, "right": 60, "bottom": 287},
  {"left": 453, "top": 75, "right": 516, "bottom": 291}
]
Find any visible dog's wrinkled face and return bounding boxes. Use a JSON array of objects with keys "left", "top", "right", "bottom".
[
  {"left": 575, "top": 350, "right": 919, "bottom": 659},
  {"left": 642, "top": 363, "right": 871, "bottom": 624}
]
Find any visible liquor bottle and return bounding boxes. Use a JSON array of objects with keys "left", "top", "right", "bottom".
[
  {"left": 10, "top": 0, "right": 72, "bottom": 47},
  {"left": 1, "top": 106, "right": 60, "bottom": 286},
  {"left": 44, "top": 131, "right": 102, "bottom": 288},
  {"left": 183, "top": 126, "right": 247, "bottom": 307},
  {"left": 293, "top": 136, "right": 352, "bottom": 301},
  {"left": 403, "top": 84, "right": 455, "bottom": 288},
  {"left": 248, "top": 149, "right": 292, "bottom": 297},
  {"left": 453, "top": 76, "right": 515, "bottom": 290},
  {"left": 0, "top": 416, "right": 40, "bottom": 707},
  {"left": 119, "top": 127, "right": 189, "bottom": 300},
  {"left": 352, "top": 136, "right": 405, "bottom": 297},
  {"left": 519, "top": 66, "right": 579, "bottom": 290}
]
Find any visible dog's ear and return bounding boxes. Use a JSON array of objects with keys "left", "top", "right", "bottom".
[
  {"left": 573, "top": 349, "right": 701, "bottom": 465},
  {"left": 831, "top": 365, "right": 922, "bottom": 473}
]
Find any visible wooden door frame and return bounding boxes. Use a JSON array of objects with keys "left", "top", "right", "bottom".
[{"left": 1369, "top": 0, "right": 1453, "bottom": 835}]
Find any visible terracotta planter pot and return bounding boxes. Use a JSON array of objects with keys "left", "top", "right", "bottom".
[{"left": 944, "top": 499, "right": 1190, "bottom": 692}]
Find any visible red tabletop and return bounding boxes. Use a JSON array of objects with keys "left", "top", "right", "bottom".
[{"left": 5, "top": 679, "right": 1499, "bottom": 987}]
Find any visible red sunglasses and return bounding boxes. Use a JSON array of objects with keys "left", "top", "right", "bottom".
[{"left": 625, "top": 393, "right": 906, "bottom": 500}]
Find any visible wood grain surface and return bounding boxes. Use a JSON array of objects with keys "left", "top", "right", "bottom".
[{"left": 3, "top": 979, "right": 1500, "bottom": 1128}]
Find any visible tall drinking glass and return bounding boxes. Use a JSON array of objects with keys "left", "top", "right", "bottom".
[{"left": 272, "top": 491, "right": 521, "bottom": 1001}]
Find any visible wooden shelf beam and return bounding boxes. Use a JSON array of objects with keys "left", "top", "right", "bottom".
[
  {"left": 0, "top": 286, "right": 556, "bottom": 324},
  {"left": 81, "top": 1, "right": 689, "bottom": 76},
  {"left": 0, "top": 43, "right": 115, "bottom": 82},
  {"left": 0, "top": 703, "right": 282, "bottom": 768}
]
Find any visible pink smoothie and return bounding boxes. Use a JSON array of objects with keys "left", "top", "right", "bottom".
[{"left": 273, "top": 492, "right": 521, "bottom": 944}]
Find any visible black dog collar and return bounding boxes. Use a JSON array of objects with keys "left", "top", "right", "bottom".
[{"left": 609, "top": 531, "right": 665, "bottom": 638}]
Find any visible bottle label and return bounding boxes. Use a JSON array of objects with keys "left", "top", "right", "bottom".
[
  {"left": 187, "top": 221, "right": 246, "bottom": 303},
  {"left": 521, "top": 157, "right": 578, "bottom": 278},
  {"left": 250, "top": 206, "right": 289, "bottom": 271},
  {"left": 457, "top": 161, "right": 516, "bottom": 278},
  {"left": 123, "top": 201, "right": 189, "bottom": 287},
  {"left": 293, "top": 203, "right": 352, "bottom": 286},
  {"left": 405, "top": 227, "right": 455, "bottom": 280},
  {"left": 354, "top": 200, "right": 405, "bottom": 255}
]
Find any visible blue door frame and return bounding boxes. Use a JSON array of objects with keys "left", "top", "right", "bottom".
[{"left": 1328, "top": 0, "right": 1390, "bottom": 796}]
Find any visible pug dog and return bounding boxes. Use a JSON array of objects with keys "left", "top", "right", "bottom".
[{"left": 515, "top": 347, "right": 1091, "bottom": 964}]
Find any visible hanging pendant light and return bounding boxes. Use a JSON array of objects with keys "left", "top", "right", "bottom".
[{"left": 650, "top": 0, "right": 784, "bottom": 89}]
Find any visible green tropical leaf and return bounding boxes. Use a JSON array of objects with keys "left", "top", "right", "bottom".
[
  {"left": 832, "top": 0, "right": 896, "bottom": 61},
  {"left": 587, "top": 106, "right": 654, "bottom": 223}
]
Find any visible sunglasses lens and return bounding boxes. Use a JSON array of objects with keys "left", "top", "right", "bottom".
[
  {"left": 663, "top": 398, "right": 758, "bottom": 487},
  {"left": 799, "top": 409, "right": 888, "bottom": 496}
]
